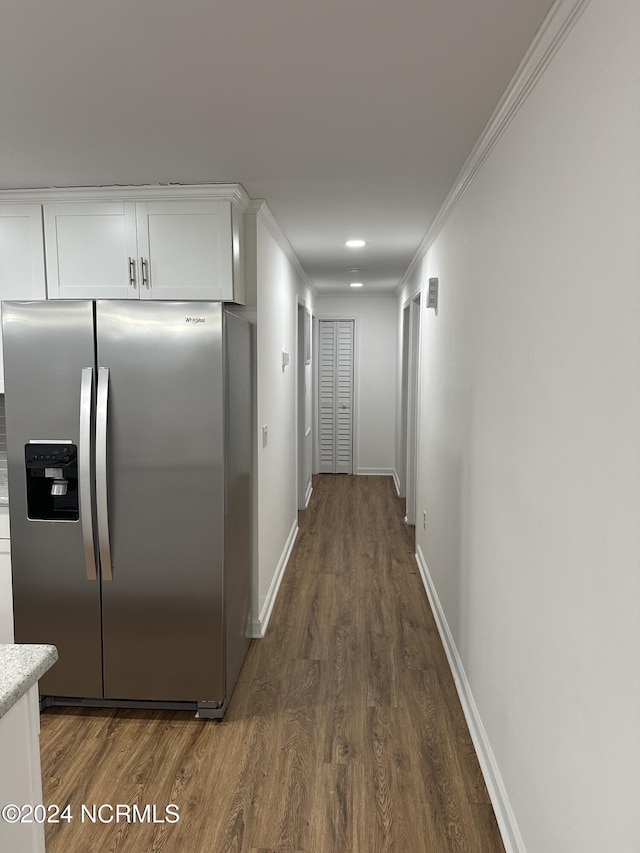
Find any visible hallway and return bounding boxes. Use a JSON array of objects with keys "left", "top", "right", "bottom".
[{"left": 40, "top": 475, "right": 504, "bottom": 852}]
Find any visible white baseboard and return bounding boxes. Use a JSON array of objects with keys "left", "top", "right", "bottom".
[
  {"left": 304, "top": 480, "right": 313, "bottom": 508},
  {"left": 392, "top": 469, "right": 401, "bottom": 496},
  {"left": 415, "top": 546, "right": 526, "bottom": 853},
  {"left": 356, "top": 467, "right": 396, "bottom": 477},
  {"left": 252, "top": 519, "right": 299, "bottom": 639}
]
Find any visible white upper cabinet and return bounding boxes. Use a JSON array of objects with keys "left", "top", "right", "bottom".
[
  {"left": 135, "top": 201, "right": 234, "bottom": 300},
  {"left": 44, "top": 201, "right": 138, "bottom": 299},
  {"left": 0, "top": 204, "right": 47, "bottom": 391},
  {"left": 44, "top": 195, "right": 245, "bottom": 303}
]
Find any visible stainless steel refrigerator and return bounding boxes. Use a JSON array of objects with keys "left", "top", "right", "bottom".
[{"left": 2, "top": 300, "right": 252, "bottom": 718}]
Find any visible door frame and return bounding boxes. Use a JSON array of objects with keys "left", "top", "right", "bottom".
[
  {"left": 398, "top": 302, "right": 411, "bottom": 498},
  {"left": 313, "top": 315, "right": 358, "bottom": 475},
  {"left": 404, "top": 293, "right": 421, "bottom": 526},
  {"left": 296, "top": 299, "right": 313, "bottom": 509}
]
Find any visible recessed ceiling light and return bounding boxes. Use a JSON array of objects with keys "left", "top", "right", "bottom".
[
  {"left": 349, "top": 282, "right": 364, "bottom": 288},
  {"left": 345, "top": 239, "right": 366, "bottom": 248}
]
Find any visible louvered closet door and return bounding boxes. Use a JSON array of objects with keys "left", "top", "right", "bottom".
[{"left": 319, "top": 319, "right": 354, "bottom": 474}]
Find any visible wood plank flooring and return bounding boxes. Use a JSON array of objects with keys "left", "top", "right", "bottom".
[{"left": 39, "top": 474, "right": 505, "bottom": 852}]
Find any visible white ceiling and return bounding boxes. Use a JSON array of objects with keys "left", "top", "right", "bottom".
[{"left": 0, "top": 0, "right": 555, "bottom": 294}]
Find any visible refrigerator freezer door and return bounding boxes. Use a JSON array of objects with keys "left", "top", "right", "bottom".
[
  {"left": 96, "top": 301, "right": 225, "bottom": 702},
  {"left": 2, "top": 300, "right": 103, "bottom": 698}
]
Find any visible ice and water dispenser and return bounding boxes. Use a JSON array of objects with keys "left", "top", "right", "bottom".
[{"left": 24, "top": 442, "right": 79, "bottom": 521}]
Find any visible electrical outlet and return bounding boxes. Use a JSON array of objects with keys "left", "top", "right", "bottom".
[{"left": 423, "top": 510, "right": 427, "bottom": 530}]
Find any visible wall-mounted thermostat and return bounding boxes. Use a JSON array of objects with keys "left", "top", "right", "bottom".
[{"left": 427, "top": 277, "right": 439, "bottom": 314}]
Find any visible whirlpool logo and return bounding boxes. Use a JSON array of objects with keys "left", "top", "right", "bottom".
[{"left": 185, "top": 317, "right": 206, "bottom": 324}]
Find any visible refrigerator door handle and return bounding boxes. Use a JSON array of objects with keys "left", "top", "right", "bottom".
[
  {"left": 80, "top": 367, "right": 97, "bottom": 581},
  {"left": 96, "top": 366, "right": 113, "bottom": 581}
]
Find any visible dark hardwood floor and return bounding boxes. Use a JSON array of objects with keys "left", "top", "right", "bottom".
[{"left": 39, "top": 474, "right": 505, "bottom": 852}]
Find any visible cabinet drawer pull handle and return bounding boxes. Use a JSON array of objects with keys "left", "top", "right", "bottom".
[
  {"left": 96, "top": 367, "right": 113, "bottom": 581},
  {"left": 141, "top": 257, "right": 150, "bottom": 288},
  {"left": 128, "top": 257, "right": 137, "bottom": 289}
]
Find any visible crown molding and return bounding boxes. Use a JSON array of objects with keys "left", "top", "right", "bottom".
[
  {"left": 248, "top": 199, "right": 317, "bottom": 295},
  {"left": 0, "top": 182, "right": 253, "bottom": 208},
  {"left": 395, "top": 0, "right": 592, "bottom": 296}
]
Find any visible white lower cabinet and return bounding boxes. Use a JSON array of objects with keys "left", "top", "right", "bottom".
[
  {"left": 0, "top": 686, "right": 46, "bottom": 853},
  {"left": 0, "top": 507, "right": 12, "bottom": 643},
  {"left": 0, "top": 540, "right": 12, "bottom": 643}
]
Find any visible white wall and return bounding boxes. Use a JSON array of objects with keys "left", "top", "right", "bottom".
[
  {"left": 315, "top": 294, "right": 397, "bottom": 476},
  {"left": 405, "top": 0, "right": 640, "bottom": 850},
  {"left": 253, "top": 208, "right": 314, "bottom": 635}
]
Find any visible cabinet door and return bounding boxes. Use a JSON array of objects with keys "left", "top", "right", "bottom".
[
  {"left": 136, "top": 200, "right": 234, "bottom": 300},
  {"left": 0, "top": 204, "right": 47, "bottom": 391},
  {"left": 44, "top": 202, "right": 138, "bottom": 299},
  {"left": 0, "top": 508, "right": 12, "bottom": 642},
  {"left": 0, "top": 539, "right": 12, "bottom": 643},
  {"left": 0, "top": 688, "right": 46, "bottom": 853}
]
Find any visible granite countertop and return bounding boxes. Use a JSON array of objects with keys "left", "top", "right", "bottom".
[
  {"left": 0, "top": 451, "right": 7, "bottom": 505},
  {"left": 0, "top": 644, "right": 58, "bottom": 719}
]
